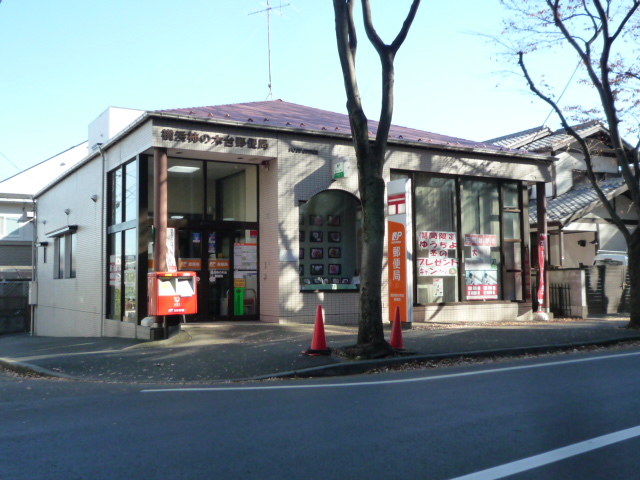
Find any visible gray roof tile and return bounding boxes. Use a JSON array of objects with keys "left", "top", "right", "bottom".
[{"left": 530, "top": 177, "right": 628, "bottom": 225}]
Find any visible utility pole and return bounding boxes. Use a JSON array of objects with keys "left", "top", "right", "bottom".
[{"left": 248, "top": 1, "right": 292, "bottom": 100}]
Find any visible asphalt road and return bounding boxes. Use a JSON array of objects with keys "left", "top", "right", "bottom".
[{"left": 3, "top": 348, "right": 640, "bottom": 479}]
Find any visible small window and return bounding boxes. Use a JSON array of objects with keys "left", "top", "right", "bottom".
[
  {"left": 54, "top": 231, "right": 77, "bottom": 279},
  {"left": 0, "top": 215, "right": 22, "bottom": 239}
]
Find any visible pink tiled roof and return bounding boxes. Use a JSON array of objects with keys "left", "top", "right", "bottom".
[{"left": 156, "top": 99, "right": 504, "bottom": 151}]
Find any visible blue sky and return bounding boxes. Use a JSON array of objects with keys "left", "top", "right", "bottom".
[{"left": 0, "top": 0, "right": 590, "bottom": 180}]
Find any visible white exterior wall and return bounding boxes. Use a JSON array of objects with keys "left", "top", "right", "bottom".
[
  {"left": 106, "top": 120, "right": 153, "bottom": 171},
  {"left": 34, "top": 157, "right": 104, "bottom": 337},
  {"left": 34, "top": 121, "right": 153, "bottom": 337},
  {"left": 88, "top": 107, "right": 145, "bottom": 152}
]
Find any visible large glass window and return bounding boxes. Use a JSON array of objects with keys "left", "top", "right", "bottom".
[
  {"left": 124, "top": 162, "right": 137, "bottom": 222},
  {"left": 107, "top": 230, "right": 138, "bottom": 321},
  {"left": 414, "top": 174, "right": 458, "bottom": 303},
  {"left": 403, "top": 172, "right": 527, "bottom": 304},
  {"left": 168, "top": 158, "right": 204, "bottom": 221},
  {"left": 107, "top": 159, "right": 139, "bottom": 321},
  {"left": 149, "top": 159, "right": 258, "bottom": 223},
  {"left": 461, "top": 179, "right": 501, "bottom": 301},
  {"left": 107, "top": 232, "right": 122, "bottom": 320},
  {"left": 123, "top": 229, "right": 137, "bottom": 322},
  {"left": 110, "top": 168, "right": 123, "bottom": 226},
  {"left": 503, "top": 182, "right": 523, "bottom": 301},
  {"left": 206, "top": 163, "right": 258, "bottom": 222},
  {"left": 109, "top": 160, "right": 137, "bottom": 225},
  {"left": 299, "top": 190, "right": 361, "bottom": 290}
]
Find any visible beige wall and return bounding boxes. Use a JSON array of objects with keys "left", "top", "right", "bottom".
[
  {"left": 33, "top": 118, "right": 552, "bottom": 336},
  {"left": 274, "top": 134, "right": 549, "bottom": 324}
]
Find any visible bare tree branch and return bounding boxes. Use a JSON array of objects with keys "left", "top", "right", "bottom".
[
  {"left": 518, "top": 51, "right": 631, "bottom": 242},
  {"left": 360, "top": 0, "right": 420, "bottom": 151}
]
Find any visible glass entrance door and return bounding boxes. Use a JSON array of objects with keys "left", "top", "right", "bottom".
[{"left": 178, "top": 228, "right": 258, "bottom": 321}]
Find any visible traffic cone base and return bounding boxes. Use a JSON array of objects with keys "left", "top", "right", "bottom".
[
  {"left": 303, "top": 305, "right": 331, "bottom": 356},
  {"left": 390, "top": 305, "right": 405, "bottom": 351}
]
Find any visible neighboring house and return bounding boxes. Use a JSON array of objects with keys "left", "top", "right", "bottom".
[
  {"left": 0, "top": 142, "right": 88, "bottom": 280},
  {"left": 0, "top": 143, "right": 89, "bottom": 333},
  {"left": 31, "top": 100, "right": 553, "bottom": 338},
  {"left": 487, "top": 121, "right": 637, "bottom": 268}
]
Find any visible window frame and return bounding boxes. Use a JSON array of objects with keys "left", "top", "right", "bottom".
[
  {"left": 391, "top": 170, "right": 529, "bottom": 305},
  {"left": 0, "top": 214, "right": 23, "bottom": 240},
  {"left": 298, "top": 191, "right": 362, "bottom": 293},
  {"left": 48, "top": 226, "right": 78, "bottom": 280},
  {"left": 107, "top": 158, "right": 140, "bottom": 322}
]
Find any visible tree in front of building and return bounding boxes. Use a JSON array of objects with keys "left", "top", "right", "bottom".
[
  {"left": 333, "top": 0, "right": 420, "bottom": 356},
  {"left": 500, "top": 0, "right": 640, "bottom": 326}
]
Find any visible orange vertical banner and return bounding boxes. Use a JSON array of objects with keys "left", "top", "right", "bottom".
[
  {"left": 388, "top": 220, "right": 408, "bottom": 323},
  {"left": 387, "top": 178, "right": 413, "bottom": 324}
]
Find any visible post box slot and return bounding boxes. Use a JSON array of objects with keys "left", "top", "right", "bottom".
[
  {"left": 158, "top": 280, "right": 177, "bottom": 296},
  {"left": 176, "top": 279, "right": 195, "bottom": 297}
]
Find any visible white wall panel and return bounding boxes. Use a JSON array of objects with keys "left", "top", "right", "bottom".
[{"left": 35, "top": 156, "right": 105, "bottom": 337}]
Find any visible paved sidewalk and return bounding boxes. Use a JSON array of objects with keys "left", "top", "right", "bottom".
[{"left": 1, "top": 315, "right": 639, "bottom": 384}]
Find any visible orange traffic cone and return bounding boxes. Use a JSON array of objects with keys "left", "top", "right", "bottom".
[
  {"left": 390, "top": 305, "right": 405, "bottom": 351},
  {"left": 303, "top": 305, "right": 332, "bottom": 356}
]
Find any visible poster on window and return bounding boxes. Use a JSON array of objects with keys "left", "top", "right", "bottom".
[
  {"left": 417, "top": 257, "right": 458, "bottom": 276},
  {"left": 433, "top": 278, "right": 444, "bottom": 297},
  {"left": 465, "top": 246, "right": 496, "bottom": 270},
  {"left": 465, "top": 270, "right": 498, "bottom": 300},
  {"left": 466, "top": 284, "right": 499, "bottom": 300},
  {"left": 109, "top": 254, "right": 121, "bottom": 286},
  {"left": 234, "top": 243, "right": 257, "bottom": 270},
  {"left": 418, "top": 231, "right": 457, "bottom": 257},
  {"left": 464, "top": 233, "right": 498, "bottom": 247}
]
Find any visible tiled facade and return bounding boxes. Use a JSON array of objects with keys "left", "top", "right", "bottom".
[
  {"left": 32, "top": 101, "right": 551, "bottom": 338},
  {"left": 35, "top": 157, "right": 104, "bottom": 336}
]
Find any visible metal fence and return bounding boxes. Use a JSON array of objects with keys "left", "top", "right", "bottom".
[
  {"left": 550, "top": 283, "right": 573, "bottom": 318},
  {"left": 0, "top": 281, "right": 29, "bottom": 334}
]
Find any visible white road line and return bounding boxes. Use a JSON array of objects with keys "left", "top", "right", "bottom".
[
  {"left": 448, "top": 425, "right": 640, "bottom": 480},
  {"left": 141, "top": 349, "right": 640, "bottom": 393}
]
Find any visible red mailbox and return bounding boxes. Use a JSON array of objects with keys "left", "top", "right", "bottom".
[{"left": 148, "top": 271, "right": 198, "bottom": 316}]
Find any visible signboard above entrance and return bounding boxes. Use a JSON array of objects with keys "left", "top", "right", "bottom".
[{"left": 159, "top": 128, "right": 269, "bottom": 150}]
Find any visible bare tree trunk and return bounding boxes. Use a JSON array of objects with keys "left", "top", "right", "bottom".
[
  {"left": 627, "top": 228, "right": 640, "bottom": 327},
  {"left": 510, "top": 1, "right": 640, "bottom": 328},
  {"left": 333, "top": 0, "right": 420, "bottom": 356},
  {"left": 356, "top": 155, "right": 386, "bottom": 346}
]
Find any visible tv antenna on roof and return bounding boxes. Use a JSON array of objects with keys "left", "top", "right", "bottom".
[{"left": 248, "top": 1, "right": 293, "bottom": 100}]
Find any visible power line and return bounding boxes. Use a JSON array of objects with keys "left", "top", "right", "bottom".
[
  {"left": 541, "top": 59, "right": 582, "bottom": 128},
  {"left": 0, "top": 150, "right": 20, "bottom": 173}
]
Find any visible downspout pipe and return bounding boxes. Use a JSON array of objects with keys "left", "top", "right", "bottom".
[
  {"left": 98, "top": 144, "right": 106, "bottom": 337},
  {"left": 29, "top": 196, "right": 36, "bottom": 336}
]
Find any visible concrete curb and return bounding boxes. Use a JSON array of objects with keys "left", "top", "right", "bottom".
[
  {"left": 3, "top": 334, "right": 640, "bottom": 384},
  {"left": 0, "top": 357, "right": 77, "bottom": 380},
  {"left": 253, "top": 335, "right": 640, "bottom": 381}
]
